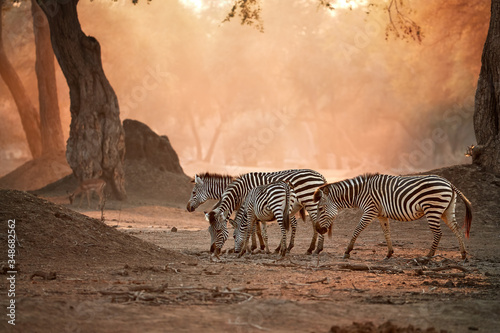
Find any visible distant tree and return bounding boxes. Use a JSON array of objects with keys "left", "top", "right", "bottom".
[
  {"left": 0, "top": 0, "right": 42, "bottom": 158},
  {"left": 38, "top": 0, "right": 126, "bottom": 199},
  {"left": 0, "top": 0, "right": 65, "bottom": 158},
  {"left": 473, "top": 0, "right": 500, "bottom": 175},
  {"left": 226, "top": 0, "right": 498, "bottom": 174},
  {"left": 31, "top": 0, "right": 65, "bottom": 155}
]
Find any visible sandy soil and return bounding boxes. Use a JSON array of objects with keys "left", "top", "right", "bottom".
[{"left": 1, "top": 164, "right": 500, "bottom": 332}]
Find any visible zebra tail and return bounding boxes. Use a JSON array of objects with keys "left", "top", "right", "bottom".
[
  {"left": 299, "top": 207, "right": 307, "bottom": 223},
  {"left": 451, "top": 184, "right": 472, "bottom": 239},
  {"left": 283, "top": 183, "right": 291, "bottom": 232}
]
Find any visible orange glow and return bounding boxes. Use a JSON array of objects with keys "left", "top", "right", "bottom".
[{"left": 0, "top": 0, "right": 489, "bottom": 179}]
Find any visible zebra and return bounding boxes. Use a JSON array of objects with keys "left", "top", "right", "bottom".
[
  {"left": 207, "top": 169, "right": 327, "bottom": 259},
  {"left": 313, "top": 173, "right": 472, "bottom": 259},
  {"left": 187, "top": 173, "right": 235, "bottom": 212},
  {"left": 187, "top": 172, "right": 267, "bottom": 252},
  {"left": 233, "top": 181, "right": 307, "bottom": 257}
]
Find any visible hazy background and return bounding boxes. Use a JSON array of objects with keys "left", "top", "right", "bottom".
[{"left": 0, "top": 0, "right": 489, "bottom": 179}]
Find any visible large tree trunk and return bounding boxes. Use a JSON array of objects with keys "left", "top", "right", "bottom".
[
  {"left": 38, "top": 0, "right": 126, "bottom": 199},
  {"left": 0, "top": 0, "right": 42, "bottom": 159},
  {"left": 31, "top": 0, "right": 65, "bottom": 156},
  {"left": 473, "top": 0, "right": 500, "bottom": 175}
]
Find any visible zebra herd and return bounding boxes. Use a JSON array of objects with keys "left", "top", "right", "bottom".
[{"left": 186, "top": 169, "right": 472, "bottom": 261}]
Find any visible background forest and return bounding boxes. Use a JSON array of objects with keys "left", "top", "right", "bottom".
[{"left": 0, "top": 0, "right": 489, "bottom": 178}]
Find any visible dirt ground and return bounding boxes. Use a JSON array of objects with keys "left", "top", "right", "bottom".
[{"left": 1, "top": 164, "right": 500, "bottom": 332}]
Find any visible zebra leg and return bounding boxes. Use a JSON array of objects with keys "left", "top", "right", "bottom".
[
  {"left": 424, "top": 213, "right": 443, "bottom": 258},
  {"left": 271, "top": 208, "right": 287, "bottom": 258},
  {"left": 255, "top": 221, "right": 267, "bottom": 251},
  {"left": 314, "top": 234, "right": 325, "bottom": 255},
  {"left": 287, "top": 217, "right": 297, "bottom": 253},
  {"left": 278, "top": 219, "right": 288, "bottom": 258},
  {"left": 309, "top": 212, "right": 325, "bottom": 255},
  {"left": 441, "top": 204, "right": 467, "bottom": 259},
  {"left": 344, "top": 213, "right": 377, "bottom": 259},
  {"left": 238, "top": 224, "right": 251, "bottom": 258},
  {"left": 260, "top": 222, "right": 270, "bottom": 254},
  {"left": 306, "top": 215, "right": 319, "bottom": 255},
  {"left": 250, "top": 222, "right": 258, "bottom": 252},
  {"left": 378, "top": 217, "right": 394, "bottom": 259}
]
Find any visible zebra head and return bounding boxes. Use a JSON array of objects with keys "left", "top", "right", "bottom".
[
  {"left": 207, "top": 208, "right": 229, "bottom": 253},
  {"left": 187, "top": 175, "right": 208, "bottom": 212},
  {"left": 313, "top": 184, "right": 337, "bottom": 236}
]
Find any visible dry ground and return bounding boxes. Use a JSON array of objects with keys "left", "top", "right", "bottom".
[{"left": 1, "top": 164, "right": 500, "bottom": 332}]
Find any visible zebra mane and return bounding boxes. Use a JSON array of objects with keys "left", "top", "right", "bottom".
[
  {"left": 359, "top": 172, "right": 380, "bottom": 181},
  {"left": 191, "top": 172, "right": 235, "bottom": 183},
  {"left": 314, "top": 173, "right": 379, "bottom": 202}
]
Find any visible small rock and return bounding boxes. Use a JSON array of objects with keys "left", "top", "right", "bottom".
[{"left": 171, "top": 227, "right": 178, "bottom": 232}]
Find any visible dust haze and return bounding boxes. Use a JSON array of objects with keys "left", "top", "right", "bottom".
[{"left": 0, "top": 0, "right": 489, "bottom": 178}]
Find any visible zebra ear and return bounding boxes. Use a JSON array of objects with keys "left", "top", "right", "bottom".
[
  {"left": 313, "top": 184, "right": 329, "bottom": 202},
  {"left": 208, "top": 211, "right": 216, "bottom": 224},
  {"left": 313, "top": 188, "right": 323, "bottom": 202},
  {"left": 194, "top": 175, "right": 204, "bottom": 185}
]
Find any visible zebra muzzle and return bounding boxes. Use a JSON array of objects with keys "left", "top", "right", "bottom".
[
  {"left": 315, "top": 222, "right": 328, "bottom": 235},
  {"left": 186, "top": 202, "right": 195, "bottom": 212}
]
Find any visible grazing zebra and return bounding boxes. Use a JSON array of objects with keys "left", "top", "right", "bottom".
[
  {"left": 313, "top": 173, "right": 472, "bottom": 259},
  {"left": 229, "top": 209, "right": 271, "bottom": 254},
  {"left": 188, "top": 173, "right": 266, "bottom": 252},
  {"left": 233, "top": 181, "right": 307, "bottom": 257},
  {"left": 207, "top": 169, "right": 327, "bottom": 259}
]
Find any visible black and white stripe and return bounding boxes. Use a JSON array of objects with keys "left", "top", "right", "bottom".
[
  {"left": 233, "top": 181, "right": 300, "bottom": 257},
  {"left": 313, "top": 173, "right": 472, "bottom": 259},
  {"left": 207, "top": 169, "right": 327, "bottom": 258},
  {"left": 188, "top": 173, "right": 266, "bottom": 252},
  {"left": 187, "top": 173, "right": 235, "bottom": 212}
]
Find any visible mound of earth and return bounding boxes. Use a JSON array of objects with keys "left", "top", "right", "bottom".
[
  {"left": 329, "top": 320, "right": 445, "bottom": 333},
  {"left": 123, "top": 119, "right": 185, "bottom": 175},
  {"left": 0, "top": 189, "right": 195, "bottom": 271},
  {"left": 0, "top": 151, "right": 72, "bottom": 191}
]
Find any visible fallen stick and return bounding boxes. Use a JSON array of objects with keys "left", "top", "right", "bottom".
[
  {"left": 339, "top": 263, "right": 403, "bottom": 273},
  {"left": 424, "top": 265, "right": 470, "bottom": 273},
  {"left": 30, "top": 271, "right": 57, "bottom": 280},
  {"left": 305, "top": 277, "right": 328, "bottom": 284},
  {"left": 128, "top": 283, "right": 168, "bottom": 292}
]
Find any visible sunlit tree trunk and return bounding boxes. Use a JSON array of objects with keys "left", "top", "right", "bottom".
[
  {"left": 0, "top": 0, "right": 42, "bottom": 159},
  {"left": 473, "top": 0, "right": 500, "bottom": 175},
  {"left": 31, "top": 0, "right": 65, "bottom": 156},
  {"left": 38, "top": 0, "right": 126, "bottom": 199}
]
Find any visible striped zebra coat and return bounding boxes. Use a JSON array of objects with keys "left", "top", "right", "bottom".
[
  {"left": 313, "top": 173, "right": 472, "bottom": 259},
  {"left": 233, "top": 181, "right": 299, "bottom": 257},
  {"left": 187, "top": 173, "right": 267, "bottom": 252},
  {"left": 207, "top": 169, "right": 327, "bottom": 259},
  {"left": 186, "top": 173, "right": 235, "bottom": 212}
]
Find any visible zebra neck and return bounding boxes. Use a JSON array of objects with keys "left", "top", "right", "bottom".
[
  {"left": 206, "top": 177, "right": 234, "bottom": 199},
  {"left": 335, "top": 176, "right": 367, "bottom": 208}
]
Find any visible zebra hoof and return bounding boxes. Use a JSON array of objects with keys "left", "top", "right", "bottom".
[{"left": 343, "top": 253, "right": 350, "bottom": 259}]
